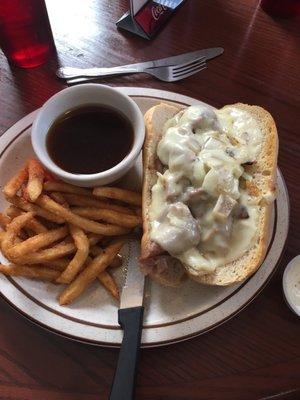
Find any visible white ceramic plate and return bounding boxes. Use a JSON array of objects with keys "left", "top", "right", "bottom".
[{"left": 0, "top": 87, "right": 289, "bottom": 347}]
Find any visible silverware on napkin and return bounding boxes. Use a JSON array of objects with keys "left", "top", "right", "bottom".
[
  {"left": 109, "top": 240, "right": 145, "bottom": 400},
  {"left": 57, "top": 47, "right": 224, "bottom": 83}
]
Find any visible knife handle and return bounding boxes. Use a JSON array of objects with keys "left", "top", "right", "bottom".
[
  {"left": 109, "top": 306, "right": 144, "bottom": 400},
  {"left": 57, "top": 66, "right": 143, "bottom": 79}
]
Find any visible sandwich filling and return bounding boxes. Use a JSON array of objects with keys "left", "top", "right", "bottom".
[{"left": 149, "top": 105, "right": 264, "bottom": 276}]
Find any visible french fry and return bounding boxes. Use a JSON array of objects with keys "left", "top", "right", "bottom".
[
  {"left": 89, "top": 245, "right": 104, "bottom": 257},
  {"left": 49, "top": 192, "right": 68, "bottom": 207},
  {"left": 56, "top": 225, "right": 89, "bottom": 284},
  {"left": 93, "top": 187, "right": 142, "bottom": 207},
  {"left": 20, "top": 185, "right": 30, "bottom": 202},
  {"left": 2, "top": 209, "right": 29, "bottom": 240},
  {"left": 79, "top": 255, "right": 119, "bottom": 299},
  {"left": 62, "top": 193, "right": 135, "bottom": 215},
  {"left": 110, "top": 253, "right": 123, "bottom": 269},
  {"left": 52, "top": 253, "right": 119, "bottom": 299},
  {"left": 0, "top": 263, "right": 60, "bottom": 281},
  {"left": 3, "top": 164, "right": 28, "bottom": 198},
  {"left": 7, "top": 226, "right": 69, "bottom": 259},
  {"left": 1, "top": 212, "right": 34, "bottom": 257},
  {"left": 44, "top": 181, "right": 91, "bottom": 196},
  {"left": 0, "top": 158, "right": 142, "bottom": 307},
  {"left": 46, "top": 254, "right": 92, "bottom": 274},
  {"left": 0, "top": 231, "right": 5, "bottom": 243},
  {"left": 59, "top": 239, "right": 124, "bottom": 305},
  {"left": 26, "top": 219, "right": 48, "bottom": 234},
  {"left": 27, "top": 159, "right": 44, "bottom": 201},
  {"left": 71, "top": 207, "right": 141, "bottom": 228},
  {"left": 98, "top": 271, "right": 119, "bottom": 300},
  {"left": 7, "top": 196, "right": 64, "bottom": 224},
  {"left": 43, "top": 258, "right": 70, "bottom": 271},
  {"left": 6, "top": 206, "right": 48, "bottom": 234},
  {"left": 0, "top": 213, "right": 11, "bottom": 229},
  {"left": 5, "top": 206, "right": 15, "bottom": 218},
  {"left": 36, "top": 195, "right": 130, "bottom": 236},
  {"left": 82, "top": 254, "right": 120, "bottom": 300},
  {"left": 14, "top": 234, "right": 102, "bottom": 264},
  {"left": 89, "top": 245, "right": 122, "bottom": 268}
]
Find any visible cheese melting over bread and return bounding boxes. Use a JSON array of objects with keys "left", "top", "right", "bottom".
[{"left": 149, "top": 105, "right": 264, "bottom": 275}]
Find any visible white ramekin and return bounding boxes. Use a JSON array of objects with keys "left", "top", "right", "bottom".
[{"left": 31, "top": 84, "right": 145, "bottom": 187}]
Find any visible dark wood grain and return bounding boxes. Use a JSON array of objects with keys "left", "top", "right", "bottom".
[{"left": 0, "top": 1, "right": 300, "bottom": 399}]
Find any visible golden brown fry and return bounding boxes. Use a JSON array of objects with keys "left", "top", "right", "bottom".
[
  {"left": 82, "top": 253, "right": 120, "bottom": 299},
  {"left": 59, "top": 239, "right": 124, "bottom": 305},
  {"left": 5, "top": 206, "right": 15, "bottom": 218},
  {"left": 110, "top": 253, "right": 123, "bottom": 269},
  {"left": 7, "top": 226, "right": 69, "bottom": 259},
  {"left": 71, "top": 207, "right": 142, "bottom": 228},
  {"left": 0, "top": 213, "right": 11, "bottom": 229},
  {"left": 62, "top": 193, "right": 135, "bottom": 215},
  {"left": 20, "top": 185, "right": 30, "bottom": 202},
  {"left": 36, "top": 195, "right": 130, "bottom": 236},
  {"left": 14, "top": 234, "right": 102, "bottom": 264},
  {"left": 6, "top": 206, "right": 48, "bottom": 234},
  {"left": 27, "top": 159, "right": 44, "bottom": 202},
  {"left": 26, "top": 219, "right": 48, "bottom": 234},
  {"left": 0, "top": 231, "right": 5, "bottom": 243},
  {"left": 89, "top": 245, "right": 103, "bottom": 257},
  {"left": 56, "top": 225, "right": 89, "bottom": 284},
  {"left": 98, "top": 271, "right": 119, "bottom": 300},
  {"left": 43, "top": 258, "right": 70, "bottom": 271},
  {"left": 0, "top": 263, "right": 60, "bottom": 281},
  {"left": 89, "top": 245, "right": 122, "bottom": 300},
  {"left": 3, "top": 164, "right": 28, "bottom": 198},
  {"left": 7, "top": 196, "right": 64, "bottom": 224},
  {"left": 89, "top": 245, "right": 122, "bottom": 268},
  {"left": 44, "top": 181, "right": 91, "bottom": 196},
  {"left": 49, "top": 192, "right": 68, "bottom": 207},
  {"left": 93, "top": 187, "right": 142, "bottom": 207},
  {"left": 1, "top": 212, "right": 34, "bottom": 257},
  {"left": 52, "top": 254, "right": 118, "bottom": 299}
]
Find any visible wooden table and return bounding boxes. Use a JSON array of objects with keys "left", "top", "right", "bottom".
[{"left": 0, "top": 1, "right": 299, "bottom": 399}]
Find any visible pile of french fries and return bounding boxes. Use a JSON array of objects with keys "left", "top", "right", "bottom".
[{"left": 0, "top": 159, "right": 142, "bottom": 305}]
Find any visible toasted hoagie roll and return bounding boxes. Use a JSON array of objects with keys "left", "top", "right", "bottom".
[{"left": 140, "top": 102, "right": 278, "bottom": 286}]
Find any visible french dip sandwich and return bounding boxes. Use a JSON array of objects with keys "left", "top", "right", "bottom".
[{"left": 140, "top": 102, "right": 278, "bottom": 286}]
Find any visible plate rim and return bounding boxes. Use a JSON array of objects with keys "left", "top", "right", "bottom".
[{"left": 0, "top": 87, "right": 290, "bottom": 347}]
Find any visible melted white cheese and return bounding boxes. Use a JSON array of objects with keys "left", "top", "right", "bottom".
[{"left": 149, "top": 105, "right": 263, "bottom": 274}]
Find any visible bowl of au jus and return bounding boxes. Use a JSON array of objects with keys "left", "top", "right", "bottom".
[{"left": 32, "top": 84, "right": 145, "bottom": 187}]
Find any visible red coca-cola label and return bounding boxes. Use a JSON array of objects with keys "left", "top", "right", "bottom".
[{"left": 134, "top": 1, "right": 176, "bottom": 37}]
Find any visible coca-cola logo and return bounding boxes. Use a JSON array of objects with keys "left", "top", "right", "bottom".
[{"left": 151, "top": 4, "right": 167, "bottom": 21}]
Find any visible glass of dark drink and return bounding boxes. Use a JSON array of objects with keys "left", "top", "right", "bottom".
[
  {"left": 261, "top": 0, "right": 300, "bottom": 18},
  {"left": 0, "top": 0, "right": 55, "bottom": 68}
]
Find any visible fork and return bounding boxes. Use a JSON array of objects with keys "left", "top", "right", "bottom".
[
  {"left": 146, "top": 57, "right": 207, "bottom": 82},
  {"left": 58, "top": 57, "right": 207, "bottom": 84}
]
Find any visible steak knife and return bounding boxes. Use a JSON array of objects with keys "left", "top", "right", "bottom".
[
  {"left": 109, "top": 241, "right": 145, "bottom": 400},
  {"left": 57, "top": 47, "right": 224, "bottom": 80}
]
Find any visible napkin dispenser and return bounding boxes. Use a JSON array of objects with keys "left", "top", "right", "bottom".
[{"left": 116, "top": 0, "right": 186, "bottom": 39}]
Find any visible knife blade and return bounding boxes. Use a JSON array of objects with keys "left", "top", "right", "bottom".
[
  {"left": 57, "top": 47, "right": 223, "bottom": 80},
  {"left": 120, "top": 238, "right": 145, "bottom": 309},
  {"left": 117, "top": 46, "right": 224, "bottom": 70},
  {"left": 109, "top": 239, "right": 145, "bottom": 400}
]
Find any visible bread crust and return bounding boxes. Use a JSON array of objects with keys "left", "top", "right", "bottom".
[
  {"left": 141, "top": 102, "right": 278, "bottom": 286},
  {"left": 141, "top": 103, "right": 184, "bottom": 286}
]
